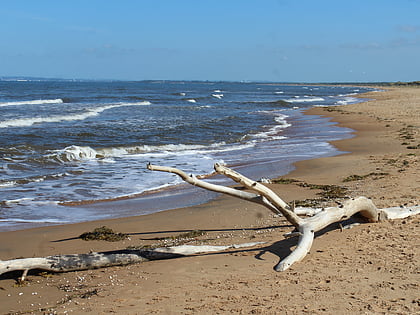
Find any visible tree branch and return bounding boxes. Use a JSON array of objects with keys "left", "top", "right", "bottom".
[{"left": 148, "top": 163, "right": 419, "bottom": 271}]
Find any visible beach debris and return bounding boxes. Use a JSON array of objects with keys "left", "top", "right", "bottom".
[
  {"left": 0, "top": 242, "right": 264, "bottom": 282},
  {"left": 297, "top": 182, "right": 348, "bottom": 199},
  {"left": 153, "top": 242, "right": 265, "bottom": 255},
  {"left": 257, "top": 177, "right": 272, "bottom": 184},
  {"left": 147, "top": 162, "right": 420, "bottom": 271},
  {"left": 343, "top": 172, "right": 389, "bottom": 182},
  {"left": 163, "top": 229, "right": 206, "bottom": 240},
  {"left": 272, "top": 178, "right": 300, "bottom": 184},
  {"left": 79, "top": 226, "right": 128, "bottom": 242}
]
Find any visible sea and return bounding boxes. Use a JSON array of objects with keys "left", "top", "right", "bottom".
[{"left": 0, "top": 80, "right": 376, "bottom": 231}]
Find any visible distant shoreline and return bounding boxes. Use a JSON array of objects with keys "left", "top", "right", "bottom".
[{"left": 2, "top": 76, "right": 419, "bottom": 86}]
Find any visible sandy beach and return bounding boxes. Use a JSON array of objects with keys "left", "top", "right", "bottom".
[{"left": 1, "top": 87, "right": 419, "bottom": 314}]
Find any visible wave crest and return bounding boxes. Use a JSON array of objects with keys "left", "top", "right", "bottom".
[
  {"left": 0, "top": 101, "right": 151, "bottom": 128},
  {"left": 50, "top": 145, "right": 99, "bottom": 162},
  {"left": 0, "top": 99, "right": 64, "bottom": 107},
  {"left": 285, "top": 96, "right": 325, "bottom": 103}
]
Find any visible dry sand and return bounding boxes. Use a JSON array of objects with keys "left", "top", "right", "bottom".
[{"left": 0, "top": 87, "right": 419, "bottom": 314}]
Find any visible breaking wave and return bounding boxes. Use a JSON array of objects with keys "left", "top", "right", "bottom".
[
  {"left": 0, "top": 173, "right": 68, "bottom": 188},
  {"left": 0, "top": 99, "right": 64, "bottom": 107},
  {"left": 285, "top": 96, "right": 325, "bottom": 103},
  {"left": 252, "top": 113, "right": 291, "bottom": 140},
  {"left": 0, "top": 101, "right": 151, "bottom": 128},
  {"left": 46, "top": 142, "right": 245, "bottom": 164}
]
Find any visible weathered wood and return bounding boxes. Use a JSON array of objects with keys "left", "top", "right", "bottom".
[
  {"left": 147, "top": 163, "right": 281, "bottom": 215},
  {"left": 214, "top": 163, "right": 301, "bottom": 227},
  {"left": 148, "top": 163, "right": 420, "bottom": 271},
  {"left": 0, "top": 250, "right": 175, "bottom": 281},
  {"left": 0, "top": 243, "right": 264, "bottom": 281}
]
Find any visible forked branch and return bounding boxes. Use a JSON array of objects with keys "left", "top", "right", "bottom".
[{"left": 148, "top": 163, "right": 419, "bottom": 271}]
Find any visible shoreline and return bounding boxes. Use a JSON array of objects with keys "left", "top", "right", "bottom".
[
  {"left": 1, "top": 87, "right": 419, "bottom": 314},
  {"left": 0, "top": 97, "right": 358, "bottom": 233}
]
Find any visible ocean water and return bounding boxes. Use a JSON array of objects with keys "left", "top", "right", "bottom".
[{"left": 0, "top": 80, "right": 374, "bottom": 231}]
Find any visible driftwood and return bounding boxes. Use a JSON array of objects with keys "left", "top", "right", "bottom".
[
  {"left": 147, "top": 163, "right": 420, "bottom": 271},
  {"left": 0, "top": 243, "right": 263, "bottom": 282}
]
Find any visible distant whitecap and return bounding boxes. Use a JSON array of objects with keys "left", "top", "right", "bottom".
[
  {"left": 0, "top": 101, "right": 151, "bottom": 128},
  {"left": 0, "top": 99, "right": 64, "bottom": 107}
]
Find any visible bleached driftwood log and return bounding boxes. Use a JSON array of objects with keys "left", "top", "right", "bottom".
[
  {"left": 0, "top": 242, "right": 264, "bottom": 281},
  {"left": 147, "top": 163, "right": 420, "bottom": 271}
]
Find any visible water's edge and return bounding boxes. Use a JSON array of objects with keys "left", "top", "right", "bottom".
[{"left": 0, "top": 105, "right": 360, "bottom": 232}]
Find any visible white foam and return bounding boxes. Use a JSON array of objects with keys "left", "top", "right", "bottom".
[
  {"left": 122, "top": 142, "right": 228, "bottom": 155},
  {"left": 252, "top": 113, "right": 291, "bottom": 141},
  {"left": 0, "top": 101, "right": 151, "bottom": 128},
  {"left": 274, "top": 115, "right": 292, "bottom": 127},
  {"left": 0, "top": 172, "right": 68, "bottom": 188},
  {"left": 119, "top": 142, "right": 255, "bottom": 158},
  {"left": 0, "top": 218, "right": 68, "bottom": 224},
  {"left": 0, "top": 99, "right": 63, "bottom": 107},
  {"left": 3, "top": 197, "right": 32, "bottom": 205},
  {"left": 285, "top": 97, "right": 325, "bottom": 103},
  {"left": 46, "top": 145, "right": 106, "bottom": 163},
  {"left": 186, "top": 99, "right": 197, "bottom": 103},
  {"left": 0, "top": 180, "right": 17, "bottom": 188},
  {"left": 53, "top": 145, "right": 98, "bottom": 162},
  {"left": 212, "top": 94, "right": 223, "bottom": 99},
  {"left": 334, "top": 97, "right": 359, "bottom": 105},
  {"left": 46, "top": 142, "right": 229, "bottom": 164}
]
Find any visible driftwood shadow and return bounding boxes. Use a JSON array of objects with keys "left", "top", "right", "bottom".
[{"left": 50, "top": 224, "right": 292, "bottom": 243}]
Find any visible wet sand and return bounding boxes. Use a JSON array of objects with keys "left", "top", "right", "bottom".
[{"left": 0, "top": 87, "right": 419, "bottom": 314}]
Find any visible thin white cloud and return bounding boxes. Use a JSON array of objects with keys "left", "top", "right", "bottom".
[
  {"left": 390, "top": 36, "right": 420, "bottom": 47},
  {"left": 397, "top": 24, "right": 420, "bottom": 33},
  {"left": 340, "top": 42, "right": 383, "bottom": 50}
]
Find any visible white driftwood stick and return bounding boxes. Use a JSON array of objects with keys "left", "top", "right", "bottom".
[
  {"left": 148, "top": 163, "right": 419, "bottom": 271},
  {"left": 147, "top": 163, "right": 281, "bottom": 215},
  {"left": 276, "top": 202, "right": 420, "bottom": 271},
  {"left": 380, "top": 205, "right": 420, "bottom": 219},
  {"left": 153, "top": 242, "right": 265, "bottom": 255},
  {"left": 0, "top": 243, "right": 264, "bottom": 281},
  {"left": 275, "top": 197, "right": 378, "bottom": 271},
  {"left": 293, "top": 207, "right": 324, "bottom": 216},
  {"left": 214, "top": 163, "right": 301, "bottom": 227}
]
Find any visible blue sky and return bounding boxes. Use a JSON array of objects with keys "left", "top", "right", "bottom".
[{"left": 1, "top": 0, "right": 419, "bottom": 82}]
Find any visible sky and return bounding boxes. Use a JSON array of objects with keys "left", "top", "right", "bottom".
[{"left": 1, "top": 0, "right": 420, "bottom": 82}]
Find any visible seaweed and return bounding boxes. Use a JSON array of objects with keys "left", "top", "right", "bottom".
[
  {"left": 343, "top": 172, "right": 389, "bottom": 182},
  {"left": 271, "top": 178, "right": 300, "bottom": 184},
  {"left": 141, "top": 230, "right": 206, "bottom": 241},
  {"left": 297, "top": 183, "right": 348, "bottom": 199},
  {"left": 293, "top": 199, "right": 324, "bottom": 208},
  {"left": 172, "top": 230, "right": 206, "bottom": 239},
  {"left": 79, "top": 226, "right": 128, "bottom": 242},
  {"left": 407, "top": 144, "right": 420, "bottom": 149}
]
